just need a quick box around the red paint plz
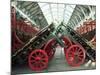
[28,49,48,71]
[65,45,85,67]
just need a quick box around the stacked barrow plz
[11,7,94,72]
[11,7,56,72]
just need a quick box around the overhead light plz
[38,16,42,20]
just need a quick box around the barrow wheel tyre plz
[62,36,72,53]
[43,38,56,60]
[28,49,48,71]
[65,45,86,67]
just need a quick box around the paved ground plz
[12,47,96,74]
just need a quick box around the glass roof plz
[38,3,76,26]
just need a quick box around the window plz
[38,3,76,26]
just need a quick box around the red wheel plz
[65,45,86,66]
[62,36,72,53]
[28,49,48,71]
[43,38,56,60]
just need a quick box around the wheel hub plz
[35,57,41,61]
